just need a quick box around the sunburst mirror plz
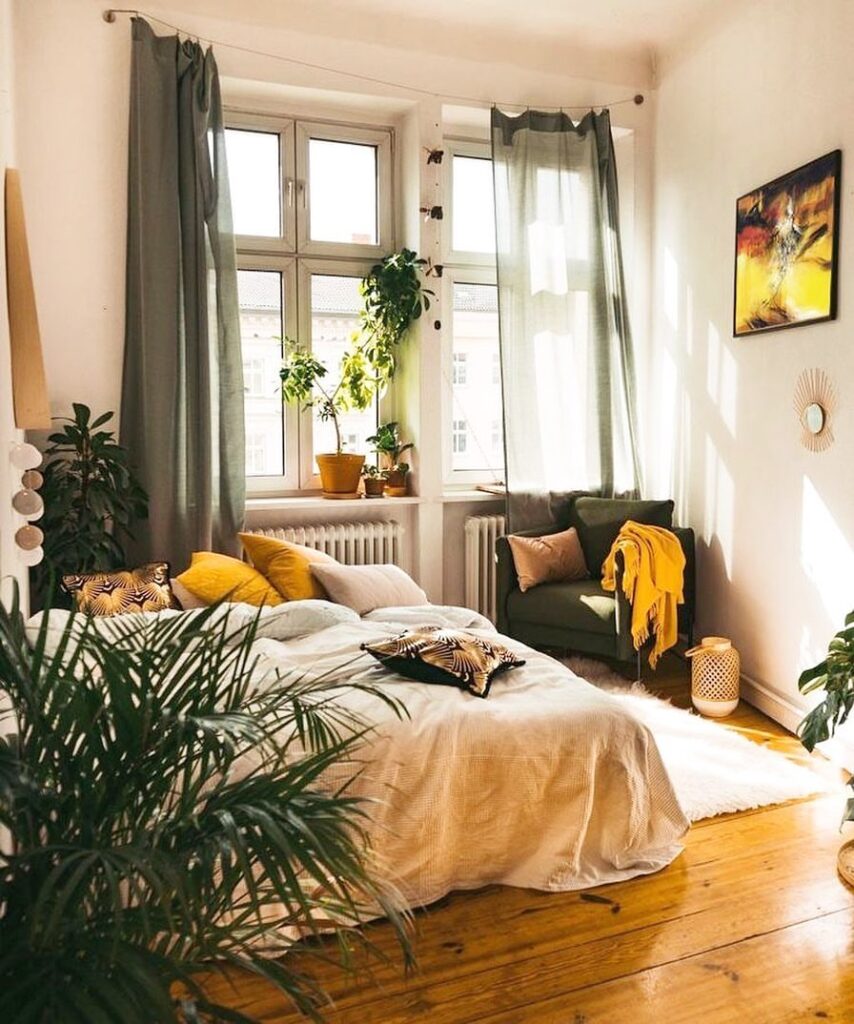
[794,368,836,452]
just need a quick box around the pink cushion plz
[507,527,589,593]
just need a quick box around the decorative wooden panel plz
[4,168,50,428]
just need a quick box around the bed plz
[245,601,688,908]
[28,600,688,916]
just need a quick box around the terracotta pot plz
[385,468,408,497]
[363,477,386,498]
[316,453,365,498]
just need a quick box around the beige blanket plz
[250,606,688,909]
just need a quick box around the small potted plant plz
[367,421,414,497]
[362,464,387,498]
[281,249,431,499]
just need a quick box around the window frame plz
[226,112,297,253]
[442,137,496,267]
[227,108,395,495]
[295,120,394,259]
[441,265,504,486]
[236,255,300,494]
[296,257,381,491]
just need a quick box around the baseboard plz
[741,671,854,773]
[739,672,805,735]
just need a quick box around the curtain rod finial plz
[103,9,117,22]
[634,94,644,105]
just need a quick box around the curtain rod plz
[102,9,645,111]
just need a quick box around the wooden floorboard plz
[201,654,853,1023]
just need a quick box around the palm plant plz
[0,589,411,1023]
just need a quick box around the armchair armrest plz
[495,522,564,634]
[673,526,696,643]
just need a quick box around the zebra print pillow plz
[61,562,180,618]
[361,627,525,697]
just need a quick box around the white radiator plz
[246,521,403,566]
[464,514,506,623]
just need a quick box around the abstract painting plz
[734,150,840,336]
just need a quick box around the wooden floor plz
[202,654,854,1023]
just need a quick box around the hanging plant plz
[281,250,432,462]
[357,248,434,386]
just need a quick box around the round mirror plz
[804,402,825,435]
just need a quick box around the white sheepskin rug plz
[565,656,832,821]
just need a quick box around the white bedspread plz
[249,604,688,907]
[28,601,687,911]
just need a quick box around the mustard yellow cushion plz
[239,532,337,602]
[176,552,282,607]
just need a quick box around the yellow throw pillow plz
[176,552,282,607]
[239,532,337,602]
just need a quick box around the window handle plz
[286,178,294,207]
[298,180,307,208]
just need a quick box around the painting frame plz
[733,149,841,338]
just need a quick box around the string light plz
[102,9,645,112]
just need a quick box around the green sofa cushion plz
[570,496,674,577]
[506,579,617,636]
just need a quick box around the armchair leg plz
[636,648,642,684]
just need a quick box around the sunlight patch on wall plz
[703,435,734,579]
[705,321,738,438]
[663,247,679,330]
[800,475,854,625]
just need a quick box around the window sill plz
[440,489,506,503]
[246,495,422,511]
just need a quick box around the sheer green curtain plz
[121,17,244,571]
[491,108,641,530]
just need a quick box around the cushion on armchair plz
[506,527,588,592]
[570,497,674,577]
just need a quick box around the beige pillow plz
[507,527,589,593]
[309,563,428,615]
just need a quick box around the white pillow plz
[309,563,428,615]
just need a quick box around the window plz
[452,420,468,454]
[443,139,504,485]
[447,280,503,476]
[227,113,393,492]
[452,352,467,385]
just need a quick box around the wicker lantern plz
[687,636,740,718]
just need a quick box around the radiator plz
[464,514,506,623]
[246,520,402,566]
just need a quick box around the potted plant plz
[33,403,148,607]
[0,588,411,1022]
[280,250,431,499]
[362,463,387,498]
[797,609,854,880]
[366,421,414,497]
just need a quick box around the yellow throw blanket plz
[601,521,686,668]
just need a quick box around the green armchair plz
[495,495,695,664]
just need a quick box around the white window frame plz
[441,266,504,486]
[442,137,496,267]
[296,120,394,259]
[227,108,395,495]
[226,112,297,253]
[236,255,300,494]
[297,257,380,490]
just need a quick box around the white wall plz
[650,0,854,736]
[0,0,26,604]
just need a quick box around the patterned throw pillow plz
[61,562,180,617]
[361,627,525,697]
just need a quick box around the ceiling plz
[158,0,742,80]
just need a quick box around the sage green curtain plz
[121,17,244,571]
[491,108,641,531]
